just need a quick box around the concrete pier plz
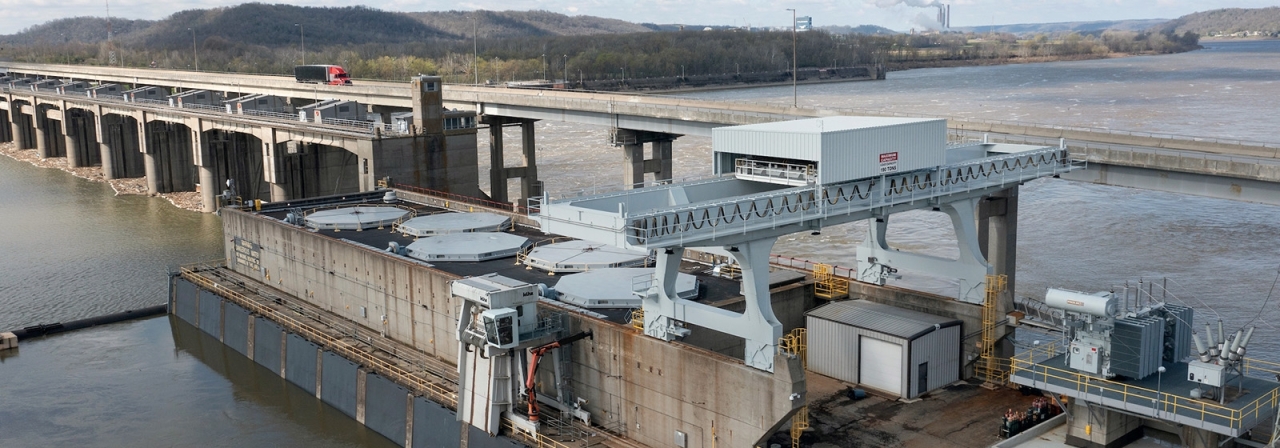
[484,115,540,205]
[615,129,677,188]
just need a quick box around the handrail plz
[1011,341,1280,431]
[1,85,406,137]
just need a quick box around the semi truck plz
[294,65,352,85]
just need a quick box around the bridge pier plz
[63,109,100,168]
[33,109,50,158]
[0,107,11,143]
[98,114,145,180]
[615,129,677,188]
[482,115,540,206]
[15,109,36,150]
[142,119,196,194]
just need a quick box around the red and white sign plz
[879,152,899,174]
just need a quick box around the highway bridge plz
[3,63,1279,206]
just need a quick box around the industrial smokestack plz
[947,5,951,28]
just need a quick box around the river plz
[1,40,1278,446]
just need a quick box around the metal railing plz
[177,264,459,408]
[734,158,816,185]
[1011,341,1280,432]
[2,85,405,137]
[621,148,1075,247]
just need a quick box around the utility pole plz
[188,27,198,71]
[563,55,568,87]
[786,8,797,107]
[294,23,305,65]
[472,16,479,84]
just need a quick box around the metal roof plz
[806,299,960,340]
[716,116,941,135]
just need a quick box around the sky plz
[0,0,1275,36]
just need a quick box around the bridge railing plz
[2,85,407,137]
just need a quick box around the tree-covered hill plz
[1158,7,1280,36]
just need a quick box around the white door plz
[859,337,903,396]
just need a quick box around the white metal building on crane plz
[534,116,1075,372]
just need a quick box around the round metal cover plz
[555,268,699,309]
[305,206,410,230]
[523,240,649,273]
[397,212,511,237]
[405,232,530,262]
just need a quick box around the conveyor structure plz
[533,116,1076,371]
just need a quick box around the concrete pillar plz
[33,113,49,159]
[139,117,159,195]
[98,115,117,179]
[488,118,507,204]
[653,138,674,183]
[143,152,159,195]
[519,120,540,201]
[622,143,644,189]
[0,109,11,143]
[978,187,1018,294]
[199,165,217,213]
[355,369,368,424]
[64,113,83,167]
[1065,403,1143,448]
[10,112,28,149]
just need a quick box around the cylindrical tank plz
[1045,288,1116,318]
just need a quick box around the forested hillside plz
[404,10,650,39]
[1159,7,1280,36]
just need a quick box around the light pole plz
[541,54,546,80]
[562,55,567,84]
[294,23,305,65]
[786,8,797,107]
[472,16,479,84]
[1155,366,1166,417]
[188,27,198,71]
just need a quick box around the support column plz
[856,197,993,303]
[0,108,11,143]
[97,113,117,179]
[270,182,289,202]
[488,117,508,204]
[622,143,644,189]
[138,114,159,195]
[1065,403,1143,448]
[33,112,49,159]
[519,120,541,201]
[199,165,217,212]
[653,138,674,183]
[63,112,83,167]
[11,111,28,149]
[978,187,1018,298]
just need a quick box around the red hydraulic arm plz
[524,330,593,423]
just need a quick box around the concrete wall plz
[172,275,523,447]
[370,133,480,198]
[220,207,806,447]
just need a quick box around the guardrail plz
[1011,341,1280,433]
[2,85,404,137]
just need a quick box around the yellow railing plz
[813,263,848,299]
[790,405,809,448]
[628,308,645,332]
[778,328,808,369]
[1011,341,1280,431]
[178,265,458,408]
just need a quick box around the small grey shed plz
[806,299,961,399]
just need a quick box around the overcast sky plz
[0,0,1274,36]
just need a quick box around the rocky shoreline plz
[0,142,206,212]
